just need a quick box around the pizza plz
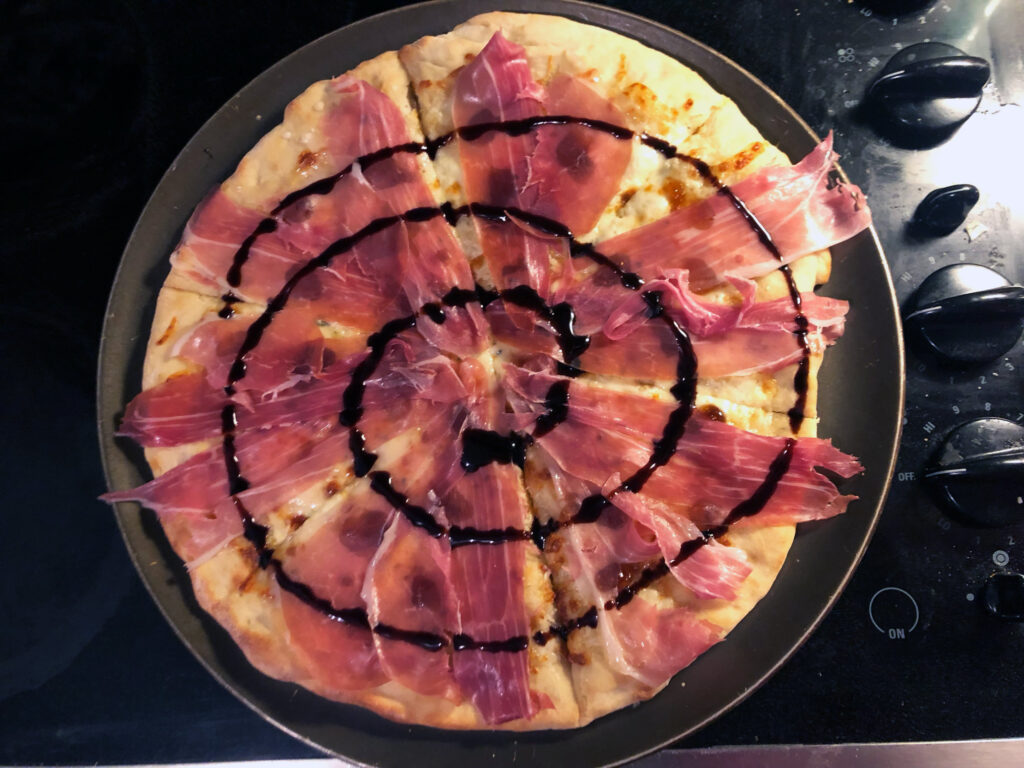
[102,12,871,730]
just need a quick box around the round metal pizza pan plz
[97,1,904,765]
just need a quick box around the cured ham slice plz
[453,34,631,324]
[606,491,751,601]
[278,588,388,693]
[565,270,849,379]
[119,356,364,448]
[597,134,870,290]
[358,333,469,479]
[364,514,459,699]
[526,75,632,235]
[171,76,419,304]
[117,372,225,447]
[274,481,395,694]
[444,466,536,724]
[286,229,410,332]
[644,419,862,528]
[277,482,392,611]
[101,426,324,563]
[177,301,333,395]
[527,406,750,602]
[453,33,549,296]
[427,357,537,725]
[604,596,721,688]
[399,223,490,356]
[169,189,304,302]
[506,366,861,528]
[558,523,720,689]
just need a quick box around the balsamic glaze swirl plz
[214,114,813,651]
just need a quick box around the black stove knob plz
[923,418,1024,527]
[910,184,980,236]
[983,573,1024,621]
[904,264,1024,364]
[867,42,990,146]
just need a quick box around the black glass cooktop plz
[2,0,1021,763]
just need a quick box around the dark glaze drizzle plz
[213,114,815,653]
[675,155,812,432]
[500,285,591,367]
[453,633,529,653]
[461,428,532,472]
[533,380,570,438]
[533,606,599,646]
[339,314,418,476]
[369,471,445,539]
[617,291,697,494]
[218,293,241,319]
[227,217,278,288]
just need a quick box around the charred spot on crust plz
[297,149,321,172]
[568,648,590,666]
[618,187,638,206]
[716,141,766,176]
[660,177,688,211]
[155,317,177,346]
[683,97,694,110]
[324,480,340,498]
[288,514,307,532]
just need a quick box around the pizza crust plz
[123,11,846,731]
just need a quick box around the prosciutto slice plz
[177,301,336,396]
[169,189,304,302]
[117,372,225,447]
[606,490,751,601]
[278,588,388,694]
[524,384,750,602]
[506,365,862,528]
[444,465,537,724]
[644,418,862,528]
[597,133,870,290]
[453,34,550,297]
[101,425,329,564]
[453,34,631,319]
[364,514,460,699]
[525,75,632,236]
[274,480,395,694]
[432,357,539,725]
[558,522,721,688]
[564,269,850,379]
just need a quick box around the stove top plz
[1,0,1021,763]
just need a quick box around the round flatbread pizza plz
[103,11,870,730]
